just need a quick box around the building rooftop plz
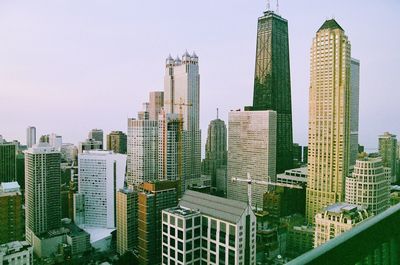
[79,226,114,244]
[0,182,20,193]
[25,142,59,154]
[164,206,200,217]
[0,241,31,255]
[324,203,363,214]
[318,19,343,32]
[179,190,249,224]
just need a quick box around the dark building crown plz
[318,19,343,32]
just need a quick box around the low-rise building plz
[0,241,33,265]
[314,203,370,247]
[162,190,256,265]
[346,156,391,215]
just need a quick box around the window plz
[187,218,193,229]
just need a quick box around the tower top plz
[318,19,344,32]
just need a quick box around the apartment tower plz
[306,19,351,223]
[25,143,61,244]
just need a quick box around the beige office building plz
[346,156,391,215]
[306,19,351,223]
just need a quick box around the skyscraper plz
[157,112,182,183]
[227,110,277,207]
[88,129,104,147]
[164,52,201,191]
[149,91,164,121]
[137,181,178,265]
[379,132,398,183]
[127,118,159,186]
[107,131,127,154]
[306,19,351,223]
[116,187,138,255]
[203,115,227,190]
[350,58,360,166]
[0,138,17,182]
[250,7,293,174]
[25,143,61,244]
[76,150,126,228]
[26,126,36,148]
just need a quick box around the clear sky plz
[0,0,399,152]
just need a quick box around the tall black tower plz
[251,9,293,173]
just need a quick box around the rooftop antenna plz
[217,108,219,119]
[266,0,270,11]
[276,0,280,14]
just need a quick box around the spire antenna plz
[217,108,219,119]
[276,0,280,14]
[266,0,271,10]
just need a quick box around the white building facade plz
[26,126,36,148]
[126,118,159,186]
[77,150,126,228]
[227,110,277,207]
[0,241,33,265]
[162,190,256,265]
[346,157,391,215]
[164,52,201,192]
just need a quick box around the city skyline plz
[1,1,399,151]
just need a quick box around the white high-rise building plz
[26,126,36,148]
[126,118,159,186]
[162,190,256,265]
[346,156,391,215]
[350,58,360,166]
[49,133,62,150]
[164,52,201,191]
[77,150,126,228]
[25,143,61,244]
[227,110,277,207]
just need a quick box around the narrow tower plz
[306,19,351,223]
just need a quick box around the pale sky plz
[0,0,399,152]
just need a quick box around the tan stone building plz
[314,203,369,247]
[306,19,352,223]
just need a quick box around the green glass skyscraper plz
[250,8,293,174]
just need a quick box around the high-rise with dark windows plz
[250,8,293,174]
